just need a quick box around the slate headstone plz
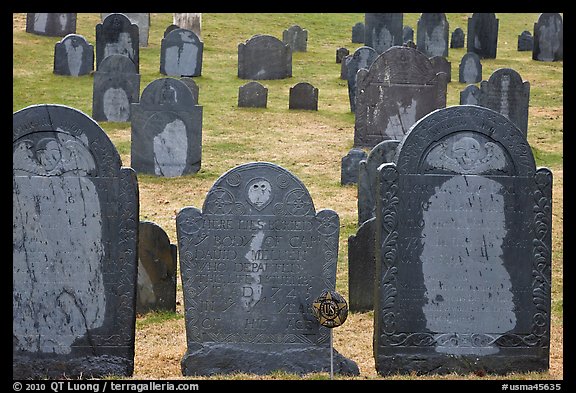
[173,13,202,39]
[517,31,534,51]
[450,27,465,48]
[101,13,150,47]
[402,26,414,43]
[238,81,268,108]
[53,34,94,77]
[130,78,203,177]
[459,84,481,105]
[13,104,139,379]
[26,13,76,37]
[429,56,451,83]
[92,54,141,122]
[289,82,318,111]
[176,161,360,376]
[283,25,308,52]
[351,22,365,43]
[96,13,139,73]
[180,77,200,105]
[336,47,349,64]
[364,13,404,54]
[345,46,378,112]
[532,13,563,62]
[164,24,180,38]
[459,52,482,84]
[373,105,552,375]
[238,35,292,80]
[340,147,368,186]
[160,28,204,77]
[416,13,449,57]
[466,13,499,59]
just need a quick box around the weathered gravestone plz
[238,35,292,80]
[176,161,360,376]
[478,68,530,137]
[137,221,177,314]
[13,104,139,379]
[160,28,204,77]
[180,77,200,105]
[450,27,465,48]
[26,13,76,37]
[518,31,534,51]
[416,13,449,58]
[53,34,94,77]
[164,24,180,37]
[532,13,563,62]
[96,13,139,73]
[354,46,448,147]
[459,52,482,83]
[351,22,365,43]
[345,46,378,113]
[238,81,268,108]
[289,82,318,111]
[340,147,368,186]
[364,13,404,54]
[283,25,308,52]
[131,78,203,177]
[173,13,202,40]
[373,105,552,375]
[459,84,481,105]
[466,13,499,59]
[101,13,150,47]
[430,56,451,83]
[403,26,414,43]
[336,47,349,64]
[92,54,141,122]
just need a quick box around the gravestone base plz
[181,343,360,376]
[13,354,133,379]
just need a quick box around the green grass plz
[135,310,184,329]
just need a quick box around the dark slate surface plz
[180,77,200,105]
[176,162,359,376]
[351,22,365,43]
[130,77,203,177]
[466,13,499,59]
[402,26,414,43]
[91,54,140,122]
[13,104,139,379]
[347,218,376,312]
[238,35,292,80]
[101,13,150,47]
[238,81,268,108]
[429,56,451,83]
[26,13,76,37]
[532,13,563,62]
[416,13,449,58]
[354,46,448,148]
[364,13,403,54]
[459,52,482,83]
[289,82,318,111]
[137,221,177,314]
[283,25,308,52]
[373,105,552,375]
[345,46,378,113]
[336,47,349,64]
[95,13,140,73]
[459,84,481,105]
[450,27,465,48]
[340,147,367,185]
[160,28,204,77]
[518,30,534,51]
[53,34,94,77]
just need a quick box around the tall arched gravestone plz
[96,13,139,73]
[238,35,292,80]
[13,104,139,379]
[364,13,403,54]
[373,105,552,375]
[160,28,204,77]
[416,13,449,58]
[532,13,563,62]
[466,13,499,59]
[176,162,359,376]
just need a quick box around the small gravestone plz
[238,81,268,108]
[131,78,203,177]
[345,46,378,112]
[416,13,449,57]
[137,221,177,314]
[518,31,534,51]
[467,13,499,59]
[101,13,150,47]
[176,161,360,376]
[429,56,451,83]
[450,27,465,48]
[53,34,94,77]
[180,77,200,105]
[26,13,76,37]
[289,82,318,111]
[92,54,141,122]
[336,47,349,64]
[403,26,414,43]
[283,25,308,52]
[364,13,404,54]
[351,22,365,43]
[354,46,447,148]
[160,28,204,77]
[478,68,530,137]
[96,13,139,72]
[373,105,552,375]
[340,147,368,185]
[238,35,292,80]
[459,52,482,83]
[164,24,180,37]
[340,53,350,80]
[459,84,481,105]
[13,104,139,379]
[532,13,563,62]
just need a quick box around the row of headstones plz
[13,103,552,378]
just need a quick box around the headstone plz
[173,13,202,39]
[101,13,150,47]
[176,161,360,376]
[450,27,465,48]
[466,13,499,59]
[345,46,378,112]
[354,46,448,148]
[160,28,204,77]
[351,22,365,43]
[96,13,139,73]
[180,77,200,105]
[373,105,552,375]
[364,13,404,54]
[336,47,349,64]
[429,56,451,83]
[478,68,530,137]
[13,104,139,379]
[238,35,292,80]
[459,84,481,105]
[416,13,449,58]
[130,78,203,177]
[53,34,94,77]
[92,54,141,122]
[340,147,368,185]
[459,52,482,84]
[340,53,350,80]
[532,13,563,62]
[26,13,76,37]
[238,81,268,108]
[403,26,414,43]
[283,25,308,52]
[137,221,177,314]
[164,24,180,37]
[289,82,318,111]
[517,30,534,51]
